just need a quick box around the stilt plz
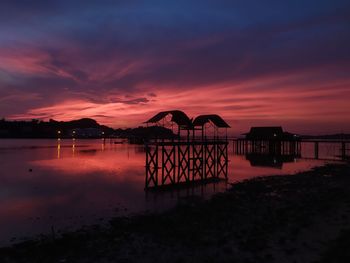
[145,141,228,189]
[315,142,319,159]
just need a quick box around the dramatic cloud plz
[0,0,349,134]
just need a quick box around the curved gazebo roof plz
[145,110,230,134]
[145,110,193,128]
[193,114,230,128]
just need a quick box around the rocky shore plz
[1,162,350,263]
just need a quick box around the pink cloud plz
[8,68,350,135]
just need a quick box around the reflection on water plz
[0,139,332,246]
[245,154,298,169]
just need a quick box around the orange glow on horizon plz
[6,70,350,135]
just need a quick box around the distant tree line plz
[0,118,175,140]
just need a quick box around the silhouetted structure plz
[145,111,230,141]
[234,126,301,156]
[145,110,229,188]
[146,110,192,129]
[301,140,349,161]
[244,126,298,141]
[192,114,230,140]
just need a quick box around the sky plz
[0,0,349,135]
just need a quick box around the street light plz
[57,130,61,141]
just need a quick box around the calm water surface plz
[0,139,334,246]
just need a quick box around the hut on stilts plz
[144,110,230,189]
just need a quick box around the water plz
[0,139,337,246]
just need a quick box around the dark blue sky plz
[0,0,349,133]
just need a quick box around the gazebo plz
[145,110,192,138]
[145,110,230,141]
[144,110,230,188]
[192,114,230,140]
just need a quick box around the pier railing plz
[232,139,349,161]
[233,139,301,156]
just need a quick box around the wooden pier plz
[233,139,301,156]
[232,139,349,161]
[144,110,231,189]
[145,140,228,188]
[301,140,349,161]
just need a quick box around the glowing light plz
[57,142,61,159]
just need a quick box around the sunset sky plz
[0,0,349,135]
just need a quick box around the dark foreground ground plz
[1,162,350,263]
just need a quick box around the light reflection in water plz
[101,139,105,151]
[57,140,61,159]
[0,139,334,246]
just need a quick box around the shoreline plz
[1,162,350,262]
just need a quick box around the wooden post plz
[315,142,319,159]
[225,142,228,179]
[341,142,346,160]
[187,143,190,182]
[202,143,205,179]
[155,144,158,186]
[173,145,176,183]
[145,145,149,188]
[214,143,217,178]
[161,145,165,185]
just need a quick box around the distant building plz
[243,126,299,141]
